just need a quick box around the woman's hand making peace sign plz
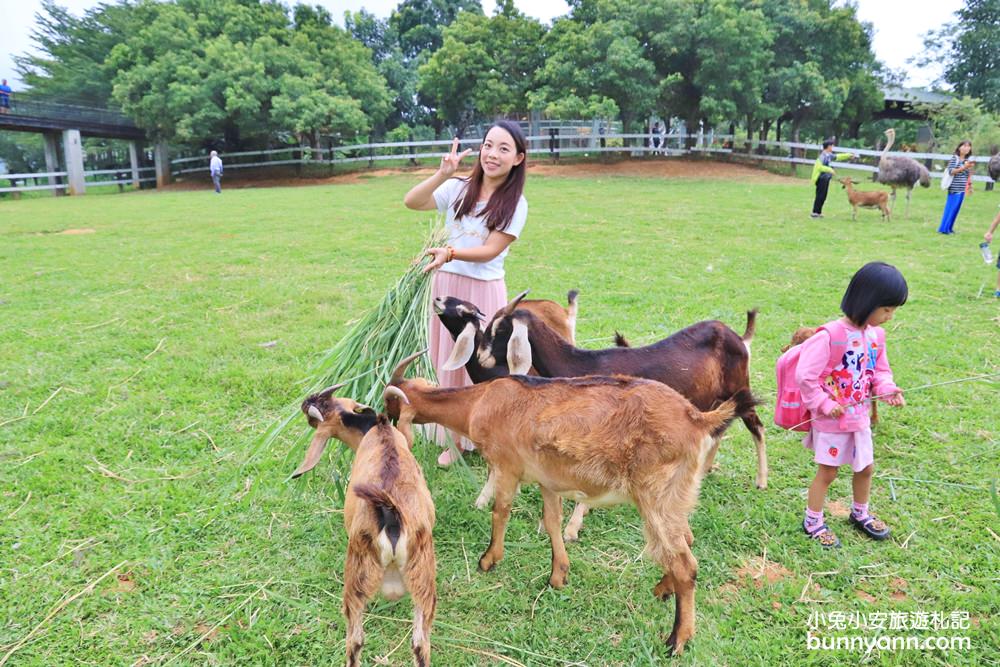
[438,137,472,178]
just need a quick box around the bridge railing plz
[2,93,137,129]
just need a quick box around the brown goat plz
[383,351,759,657]
[840,177,891,221]
[470,293,767,488]
[295,387,436,667]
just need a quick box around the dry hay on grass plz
[164,158,791,191]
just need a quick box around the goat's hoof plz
[478,554,497,572]
[563,529,580,543]
[654,581,674,601]
[756,478,768,490]
[665,631,688,657]
[474,496,490,510]
[549,563,569,589]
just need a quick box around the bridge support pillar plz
[43,131,65,196]
[128,140,141,188]
[61,128,86,195]
[154,142,171,188]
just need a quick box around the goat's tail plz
[566,289,580,342]
[613,331,631,347]
[700,389,761,439]
[741,309,758,349]
[353,484,404,550]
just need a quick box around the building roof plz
[882,86,952,105]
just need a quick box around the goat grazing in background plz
[840,178,890,221]
[295,386,436,667]
[383,351,759,656]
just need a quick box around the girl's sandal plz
[803,521,841,549]
[849,513,891,540]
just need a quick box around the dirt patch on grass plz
[528,158,791,182]
[60,228,96,235]
[826,500,852,518]
[163,158,790,191]
[734,556,794,588]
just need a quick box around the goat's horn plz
[501,290,530,316]
[382,385,411,405]
[390,349,427,384]
[318,381,346,395]
[307,406,324,421]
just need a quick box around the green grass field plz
[1,161,997,666]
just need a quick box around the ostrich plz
[876,128,931,217]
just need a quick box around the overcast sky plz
[0,0,963,92]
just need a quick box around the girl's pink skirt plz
[803,427,874,472]
[426,270,508,449]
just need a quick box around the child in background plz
[811,138,854,219]
[985,209,1000,298]
[797,262,908,548]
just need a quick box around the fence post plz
[409,133,417,166]
[128,140,140,188]
[328,138,335,175]
[369,142,375,169]
[549,128,559,160]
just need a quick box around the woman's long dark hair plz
[953,140,973,158]
[453,120,527,232]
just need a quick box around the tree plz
[920,0,1000,112]
[530,16,655,129]
[106,0,389,148]
[417,3,545,132]
[15,0,153,106]
[390,0,484,61]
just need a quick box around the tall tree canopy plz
[106,0,389,148]
[921,0,1000,112]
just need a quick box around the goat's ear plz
[442,322,477,371]
[507,319,532,375]
[291,431,330,478]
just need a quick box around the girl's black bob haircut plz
[840,261,908,326]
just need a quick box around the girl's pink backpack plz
[774,323,846,431]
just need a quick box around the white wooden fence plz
[170,134,996,184]
[0,166,157,194]
[4,133,994,195]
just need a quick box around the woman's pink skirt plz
[426,270,508,449]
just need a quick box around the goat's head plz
[382,349,433,424]
[433,296,486,371]
[781,326,818,353]
[292,383,378,478]
[477,290,533,375]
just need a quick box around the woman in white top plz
[404,121,528,465]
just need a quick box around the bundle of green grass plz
[260,223,446,486]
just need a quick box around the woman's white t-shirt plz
[433,177,527,281]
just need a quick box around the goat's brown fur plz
[840,177,891,221]
[295,393,436,667]
[384,352,758,657]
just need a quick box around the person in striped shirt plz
[938,140,973,234]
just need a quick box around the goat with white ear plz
[295,387,436,667]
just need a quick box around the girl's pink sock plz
[852,501,869,519]
[804,507,824,532]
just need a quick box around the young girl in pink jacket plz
[796,262,908,548]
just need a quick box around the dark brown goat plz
[469,293,768,491]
